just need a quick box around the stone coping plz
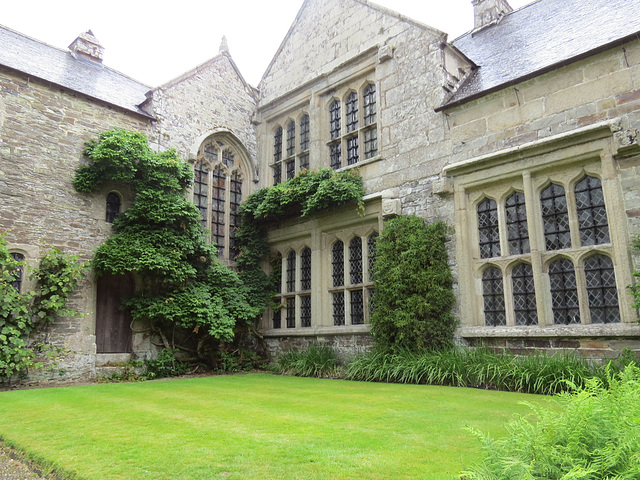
[263,324,371,337]
[458,323,640,338]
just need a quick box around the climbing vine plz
[0,236,86,380]
[369,216,456,353]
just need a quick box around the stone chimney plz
[472,0,513,32]
[68,30,104,64]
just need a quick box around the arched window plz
[346,92,358,133]
[549,258,580,325]
[286,250,296,293]
[273,127,283,185]
[584,254,619,323]
[478,198,500,258]
[300,247,311,291]
[506,191,529,255]
[332,240,344,287]
[575,175,610,246]
[349,237,363,284]
[482,266,506,326]
[541,183,571,251]
[367,232,378,281]
[10,252,25,292]
[105,192,121,223]
[512,263,537,326]
[193,137,246,262]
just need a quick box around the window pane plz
[368,232,378,281]
[346,92,358,133]
[482,267,506,326]
[512,263,537,326]
[212,166,226,258]
[575,176,610,246]
[10,252,25,293]
[273,163,282,185]
[300,114,310,152]
[364,128,377,159]
[203,143,217,163]
[273,127,283,162]
[332,241,344,287]
[299,153,309,172]
[541,183,571,250]
[506,191,530,255]
[286,121,295,157]
[286,159,295,180]
[193,162,209,229]
[286,250,296,293]
[300,295,311,328]
[351,290,364,325]
[478,198,500,258]
[347,136,359,165]
[330,143,342,170]
[222,149,234,168]
[286,297,295,328]
[349,237,363,284]
[301,247,311,291]
[584,254,620,323]
[229,171,242,260]
[106,192,122,224]
[272,309,281,329]
[330,100,341,139]
[363,84,376,125]
[333,292,345,326]
[549,258,580,325]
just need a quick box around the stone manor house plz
[2,0,640,380]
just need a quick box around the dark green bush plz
[273,344,340,378]
[462,364,640,479]
[369,216,456,353]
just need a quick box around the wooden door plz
[96,274,134,353]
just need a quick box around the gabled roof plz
[442,0,640,109]
[0,25,152,118]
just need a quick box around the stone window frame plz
[325,79,379,171]
[191,136,248,263]
[271,112,311,185]
[272,245,313,330]
[469,165,623,328]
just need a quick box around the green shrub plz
[273,344,340,378]
[369,217,456,353]
[462,364,640,479]
[144,349,190,379]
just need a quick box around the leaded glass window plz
[351,290,364,325]
[482,267,506,326]
[301,247,311,291]
[575,176,610,246]
[541,183,571,251]
[330,143,342,170]
[330,100,341,139]
[106,192,121,224]
[286,250,296,293]
[286,297,295,328]
[332,241,344,287]
[286,121,295,158]
[204,143,217,163]
[273,309,281,329]
[549,258,580,325]
[346,92,358,133]
[212,166,226,258]
[363,84,376,125]
[347,136,359,166]
[10,252,25,293]
[300,295,311,328]
[222,149,234,168]
[274,127,283,162]
[364,128,377,159]
[478,198,500,258]
[299,154,309,171]
[229,171,242,260]
[333,292,345,326]
[300,114,310,152]
[512,263,537,326]
[506,191,529,255]
[286,160,295,180]
[193,163,208,229]
[584,254,620,323]
[349,237,363,284]
[273,163,281,185]
[368,232,378,281]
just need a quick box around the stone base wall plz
[263,329,373,363]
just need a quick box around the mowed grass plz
[0,373,546,480]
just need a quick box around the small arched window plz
[575,175,610,246]
[541,183,571,251]
[10,252,25,293]
[106,192,121,223]
[482,266,505,326]
[512,263,537,326]
[477,198,500,258]
[549,258,580,325]
[584,254,619,323]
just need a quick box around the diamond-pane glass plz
[478,198,500,258]
[368,232,378,282]
[549,258,580,325]
[286,297,295,328]
[584,254,620,324]
[346,92,358,133]
[333,292,345,326]
[300,115,310,151]
[575,176,610,246]
[482,267,506,326]
[300,295,311,328]
[363,84,376,125]
[332,241,344,287]
[286,250,296,293]
[330,100,341,139]
[512,263,538,325]
[349,237,363,285]
[351,290,364,325]
[229,171,242,260]
[212,166,226,258]
[301,247,311,291]
[506,192,530,255]
[541,183,571,250]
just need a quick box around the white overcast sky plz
[2,0,531,87]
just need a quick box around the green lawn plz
[0,373,546,480]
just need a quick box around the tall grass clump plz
[462,364,640,479]
[345,348,622,395]
[273,344,339,378]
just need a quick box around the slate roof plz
[443,0,640,109]
[0,25,152,117]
